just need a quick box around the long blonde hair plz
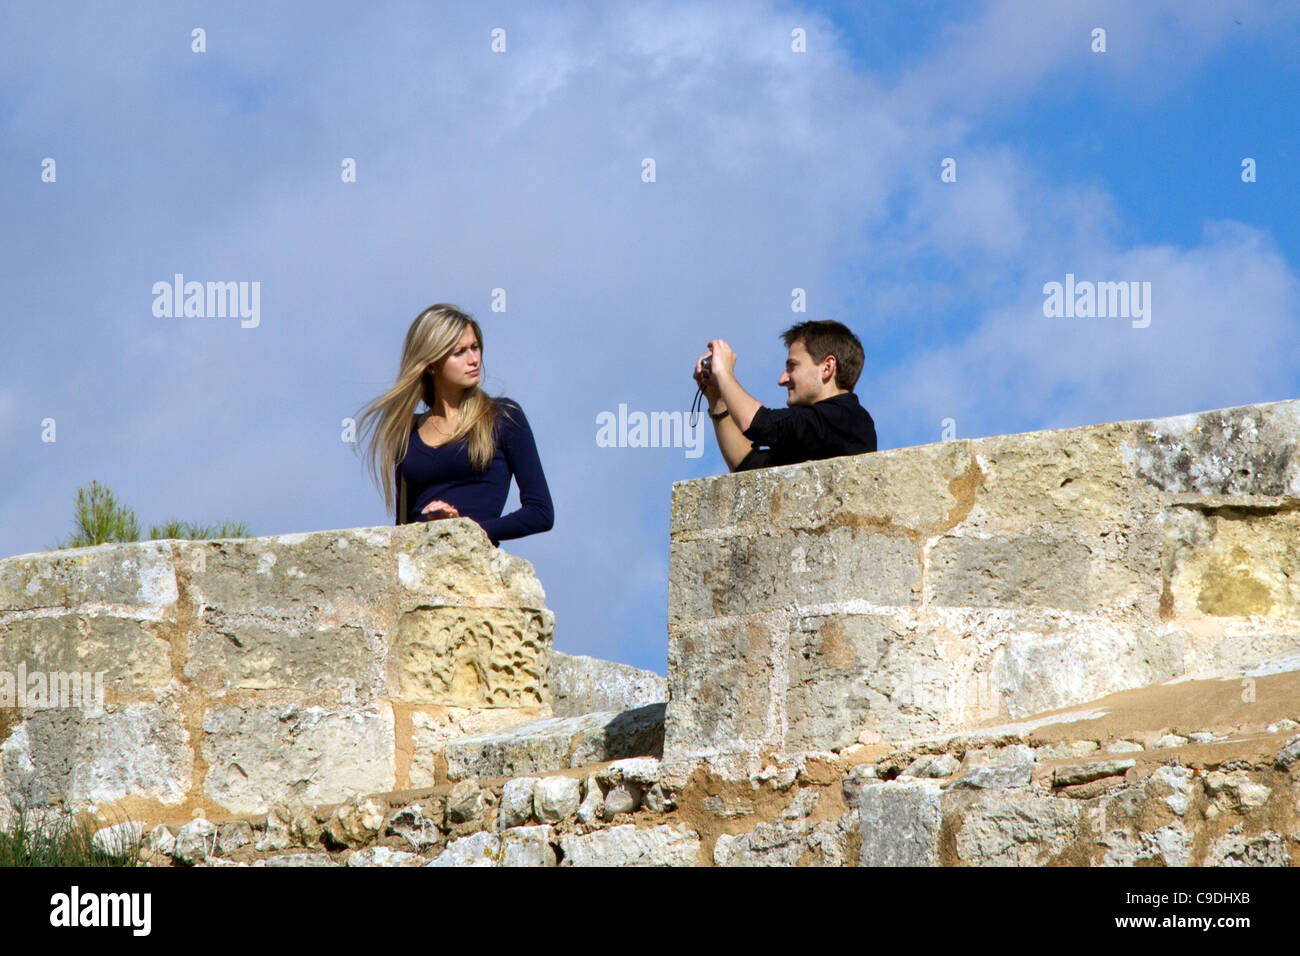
[356,304,509,517]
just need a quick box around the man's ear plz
[822,355,837,384]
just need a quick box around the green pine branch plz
[52,480,251,550]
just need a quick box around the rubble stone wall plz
[105,669,1300,868]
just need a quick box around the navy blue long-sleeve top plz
[394,398,554,545]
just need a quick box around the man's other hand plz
[705,339,738,380]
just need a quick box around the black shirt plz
[735,392,877,471]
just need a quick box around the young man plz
[694,320,877,472]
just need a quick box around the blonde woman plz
[356,304,553,545]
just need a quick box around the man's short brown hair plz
[781,320,865,391]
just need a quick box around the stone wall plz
[88,656,1300,867]
[549,652,666,717]
[0,521,554,824]
[665,399,1300,775]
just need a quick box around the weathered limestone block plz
[1203,771,1272,814]
[446,780,490,824]
[174,817,218,865]
[1107,740,1145,754]
[1277,734,1300,771]
[665,616,779,756]
[217,821,253,854]
[786,613,948,749]
[264,804,324,849]
[202,705,395,813]
[971,422,1139,529]
[602,782,641,819]
[421,826,558,867]
[671,438,973,538]
[986,616,1188,720]
[325,797,386,848]
[1164,506,1300,619]
[255,809,291,852]
[1183,629,1300,683]
[498,777,539,829]
[427,831,501,867]
[389,607,550,708]
[1088,767,1197,864]
[185,531,391,620]
[1052,759,1135,788]
[396,521,550,609]
[903,753,961,778]
[559,824,700,867]
[601,757,662,787]
[186,618,383,703]
[1034,740,1099,761]
[950,793,1083,866]
[347,846,425,867]
[0,614,172,698]
[858,782,942,867]
[669,527,919,622]
[92,820,143,857]
[1,704,191,807]
[577,775,603,824]
[1099,824,1191,867]
[387,803,442,849]
[548,652,666,718]
[533,776,581,823]
[927,533,1095,611]
[501,825,557,867]
[444,705,664,781]
[1204,827,1291,867]
[1127,402,1300,497]
[0,539,178,612]
[949,764,1033,790]
[715,813,856,867]
[147,824,176,857]
[957,744,1035,770]
[1149,765,1196,817]
[407,706,545,788]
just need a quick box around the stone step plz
[444,704,665,781]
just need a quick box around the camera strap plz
[689,381,707,428]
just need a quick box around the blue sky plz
[2,1,1297,674]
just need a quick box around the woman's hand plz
[421,500,460,520]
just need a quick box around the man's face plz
[777,339,826,406]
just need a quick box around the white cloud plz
[872,219,1300,439]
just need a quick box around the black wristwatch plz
[709,408,729,422]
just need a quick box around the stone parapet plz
[0,520,553,823]
[665,398,1300,771]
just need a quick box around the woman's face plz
[430,324,481,393]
